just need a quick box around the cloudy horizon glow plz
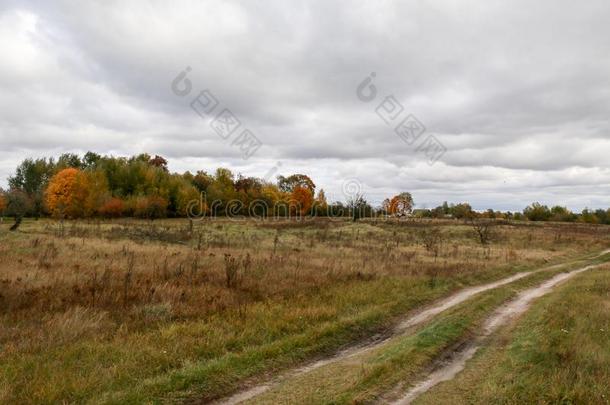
[1,0,610,211]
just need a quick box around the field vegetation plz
[1,217,609,403]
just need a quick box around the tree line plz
[412,201,610,224]
[0,152,608,228]
[0,153,330,223]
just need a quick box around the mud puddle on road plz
[392,264,600,405]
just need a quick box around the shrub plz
[99,198,125,218]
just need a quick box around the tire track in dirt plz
[215,252,610,405]
[391,262,604,405]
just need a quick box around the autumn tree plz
[84,169,110,215]
[190,170,214,192]
[45,168,81,218]
[316,189,328,206]
[277,174,315,194]
[149,155,169,172]
[204,168,237,215]
[313,188,328,216]
[261,182,283,216]
[165,174,200,217]
[0,190,6,216]
[388,192,414,216]
[6,152,341,220]
[45,168,108,218]
[291,186,314,216]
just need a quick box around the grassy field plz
[0,217,609,403]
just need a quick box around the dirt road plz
[216,251,610,404]
[392,263,601,404]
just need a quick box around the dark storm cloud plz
[1,0,609,210]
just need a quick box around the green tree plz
[189,170,214,193]
[523,202,551,221]
[450,203,473,219]
[580,208,599,224]
[550,206,576,222]
[8,158,56,217]
[83,151,102,168]
[5,189,33,230]
[57,153,83,170]
[594,209,609,224]
[277,174,315,194]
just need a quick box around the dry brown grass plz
[1,218,606,341]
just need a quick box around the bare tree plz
[470,218,495,245]
[347,193,370,222]
[419,227,443,257]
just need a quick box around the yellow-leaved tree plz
[45,168,108,218]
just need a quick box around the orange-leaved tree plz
[45,168,107,218]
[389,192,414,216]
[0,191,6,215]
[291,186,313,215]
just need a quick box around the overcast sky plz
[1,0,610,210]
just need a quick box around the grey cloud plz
[1,0,610,210]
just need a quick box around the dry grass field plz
[1,218,609,403]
